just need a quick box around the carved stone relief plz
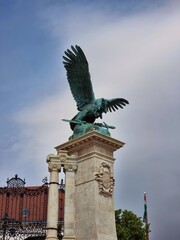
[64,163,78,172]
[95,162,115,197]
[46,154,61,172]
[46,151,77,173]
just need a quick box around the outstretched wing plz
[63,45,95,110]
[106,98,129,112]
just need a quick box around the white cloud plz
[12,92,76,183]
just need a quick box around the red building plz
[0,175,65,240]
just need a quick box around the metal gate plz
[0,175,64,240]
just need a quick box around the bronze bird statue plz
[63,45,129,139]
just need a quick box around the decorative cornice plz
[55,131,125,153]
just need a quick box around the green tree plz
[115,209,146,240]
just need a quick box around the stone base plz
[56,131,125,240]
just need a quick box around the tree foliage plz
[115,209,146,240]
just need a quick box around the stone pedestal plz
[56,131,124,240]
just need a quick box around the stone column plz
[46,154,61,240]
[56,131,125,240]
[62,158,78,240]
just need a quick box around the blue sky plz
[0,1,180,239]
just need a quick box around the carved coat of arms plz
[95,162,115,197]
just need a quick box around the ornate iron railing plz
[0,175,64,240]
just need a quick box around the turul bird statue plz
[62,45,129,139]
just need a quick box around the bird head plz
[96,98,108,113]
[93,98,108,119]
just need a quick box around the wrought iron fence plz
[0,175,64,240]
